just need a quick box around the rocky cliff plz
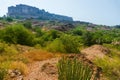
[7,4,73,21]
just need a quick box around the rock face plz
[7,4,73,21]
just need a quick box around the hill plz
[7,4,73,21]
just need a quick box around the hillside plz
[0,11,120,80]
[7,4,73,21]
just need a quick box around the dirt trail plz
[24,58,59,80]
[23,45,108,80]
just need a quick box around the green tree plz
[6,17,13,22]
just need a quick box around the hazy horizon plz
[0,0,119,26]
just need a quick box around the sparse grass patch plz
[0,42,18,56]
[58,57,96,80]
[94,56,120,80]
[0,61,11,69]
[103,44,120,52]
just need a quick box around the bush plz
[0,42,18,55]
[0,17,3,20]
[94,55,120,80]
[23,21,32,29]
[0,61,11,80]
[5,17,13,22]
[92,31,104,44]
[49,30,60,40]
[58,57,94,80]
[41,30,61,41]
[1,24,34,46]
[60,34,80,53]
[46,38,66,53]
[72,29,82,36]
[34,37,45,47]
[35,28,44,37]
[82,31,94,46]
[34,30,61,47]
[0,68,7,80]
[46,34,80,53]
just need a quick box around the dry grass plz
[9,61,29,75]
[23,49,55,62]
[0,55,4,62]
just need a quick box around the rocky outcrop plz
[7,69,24,80]
[81,45,110,60]
[7,4,73,21]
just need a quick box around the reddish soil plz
[24,58,59,80]
[81,45,110,60]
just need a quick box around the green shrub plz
[49,30,60,40]
[46,34,80,53]
[34,37,49,47]
[0,68,7,80]
[0,42,18,55]
[0,61,11,80]
[34,30,62,47]
[0,43,5,53]
[58,57,94,80]
[72,29,82,36]
[0,17,3,20]
[46,38,66,53]
[35,28,44,37]
[82,31,94,46]
[92,31,104,44]
[41,30,61,41]
[94,56,120,80]
[23,21,32,29]
[1,24,34,46]
[5,17,13,22]
[60,34,80,53]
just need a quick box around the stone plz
[8,69,22,78]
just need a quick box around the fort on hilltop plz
[7,4,73,21]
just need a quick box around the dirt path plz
[24,58,59,80]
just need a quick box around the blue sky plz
[0,0,119,25]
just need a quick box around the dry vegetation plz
[0,18,120,80]
[23,49,55,62]
[9,61,29,75]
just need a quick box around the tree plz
[6,17,13,22]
